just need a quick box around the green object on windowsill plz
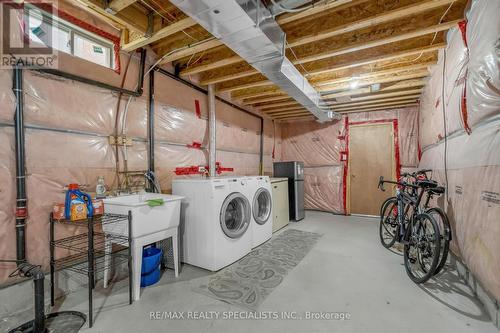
[146,198,164,207]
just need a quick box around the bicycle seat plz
[416,179,438,189]
[428,186,445,195]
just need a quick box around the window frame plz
[26,4,115,69]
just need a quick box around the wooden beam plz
[122,18,197,51]
[200,69,257,85]
[287,0,457,48]
[202,43,443,86]
[314,62,434,87]
[181,56,241,76]
[265,109,308,116]
[217,80,274,93]
[325,88,423,104]
[242,94,290,105]
[233,87,284,100]
[334,100,419,112]
[108,0,137,13]
[294,20,460,64]
[317,70,429,92]
[259,100,300,110]
[275,114,314,120]
[332,95,421,108]
[307,43,445,76]
[338,103,419,114]
[263,106,306,113]
[277,0,359,25]
[321,79,425,99]
[76,0,147,33]
[158,39,224,64]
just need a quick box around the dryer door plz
[220,192,251,239]
[253,187,272,225]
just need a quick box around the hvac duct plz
[170,0,336,122]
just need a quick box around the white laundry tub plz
[102,193,184,238]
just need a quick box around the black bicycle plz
[378,176,442,283]
[379,170,451,276]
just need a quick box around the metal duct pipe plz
[208,84,217,177]
[170,0,336,122]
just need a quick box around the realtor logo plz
[1,1,58,68]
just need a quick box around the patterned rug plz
[193,229,322,311]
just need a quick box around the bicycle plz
[379,169,451,274]
[378,176,442,283]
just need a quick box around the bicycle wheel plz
[427,207,451,275]
[403,213,441,284]
[379,197,398,248]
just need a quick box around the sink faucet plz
[144,171,161,193]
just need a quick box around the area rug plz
[193,229,322,311]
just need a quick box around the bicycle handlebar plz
[378,176,420,192]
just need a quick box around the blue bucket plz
[141,267,161,287]
[141,247,162,275]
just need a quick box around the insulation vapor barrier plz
[281,107,419,214]
[418,0,500,301]
[0,67,279,285]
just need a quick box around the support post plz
[208,84,216,177]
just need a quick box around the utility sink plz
[102,193,184,238]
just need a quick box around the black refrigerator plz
[273,161,305,221]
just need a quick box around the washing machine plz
[246,176,273,248]
[172,177,252,271]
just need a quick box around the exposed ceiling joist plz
[321,79,426,99]
[242,94,290,105]
[287,0,456,48]
[262,106,306,113]
[217,80,274,93]
[275,114,314,120]
[326,88,423,104]
[306,42,445,76]
[265,109,309,116]
[122,18,197,51]
[332,94,421,108]
[159,39,224,64]
[107,0,137,13]
[317,70,429,92]
[314,61,434,87]
[335,99,419,112]
[259,100,300,110]
[76,0,147,33]
[294,20,460,64]
[338,103,419,114]
[181,56,241,77]
[277,0,359,25]
[202,43,442,87]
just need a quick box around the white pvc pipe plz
[208,84,216,177]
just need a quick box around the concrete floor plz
[5,211,497,332]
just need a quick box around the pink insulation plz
[418,0,500,300]
[0,61,279,284]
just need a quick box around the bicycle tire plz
[426,207,451,275]
[379,197,398,248]
[403,213,441,284]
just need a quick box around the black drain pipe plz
[13,65,47,333]
[147,68,155,191]
[13,65,27,263]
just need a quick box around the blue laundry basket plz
[141,247,162,287]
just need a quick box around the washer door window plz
[220,192,251,239]
[253,188,272,225]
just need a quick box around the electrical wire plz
[379,1,456,69]
[141,0,199,42]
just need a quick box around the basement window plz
[27,5,115,69]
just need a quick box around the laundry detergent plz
[64,183,94,221]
